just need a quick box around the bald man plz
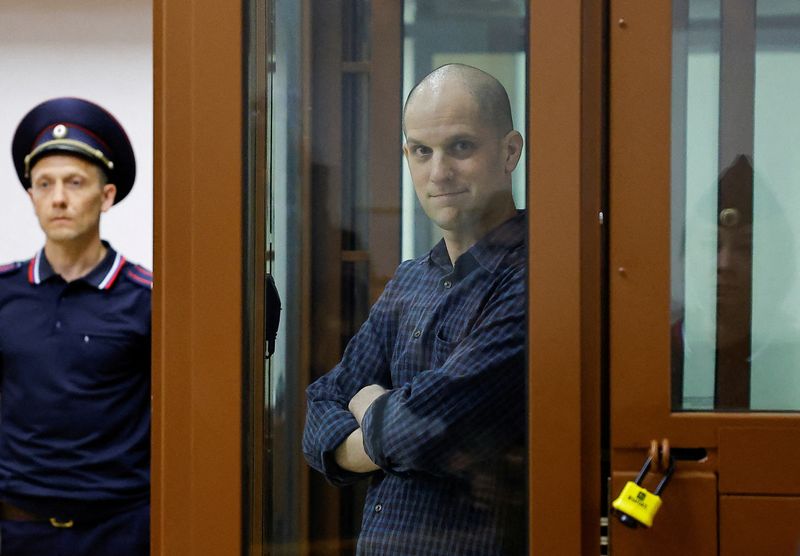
[303,65,527,555]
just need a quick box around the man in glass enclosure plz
[0,98,151,555]
[304,64,527,555]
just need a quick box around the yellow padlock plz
[612,481,663,527]
[612,455,674,528]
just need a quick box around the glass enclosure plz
[671,0,800,411]
[246,0,529,552]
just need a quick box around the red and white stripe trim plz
[28,250,43,284]
[98,253,126,290]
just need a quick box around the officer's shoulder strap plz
[0,261,24,277]
[122,261,153,289]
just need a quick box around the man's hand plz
[348,384,388,425]
[334,428,380,473]
[334,385,388,474]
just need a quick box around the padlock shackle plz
[633,456,653,485]
[653,456,676,496]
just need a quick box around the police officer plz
[0,98,151,555]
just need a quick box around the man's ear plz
[101,184,117,212]
[502,131,524,174]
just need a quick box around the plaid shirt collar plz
[427,210,526,274]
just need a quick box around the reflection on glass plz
[252,0,528,553]
[671,0,800,411]
[270,0,306,548]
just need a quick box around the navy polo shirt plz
[0,243,151,518]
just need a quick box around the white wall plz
[0,0,153,268]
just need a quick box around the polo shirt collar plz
[28,241,126,290]
[427,210,526,273]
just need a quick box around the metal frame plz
[609,0,800,552]
[152,0,608,553]
[528,1,606,554]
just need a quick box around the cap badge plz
[53,124,68,139]
[719,207,740,228]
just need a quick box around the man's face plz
[717,224,752,310]
[28,154,116,244]
[403,85,522,237]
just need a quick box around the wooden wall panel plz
[719,427,800,495]
[720,496,800,556]
[152,0,243,553]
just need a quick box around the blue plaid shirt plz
[303,212,527,555]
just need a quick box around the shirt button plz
[55,321,62,329]
[83,336,90,343]
[443,280,452,289]
[374,504,382,513]
[412,329,421,338]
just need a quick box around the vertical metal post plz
[715,0,756,409]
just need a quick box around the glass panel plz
[265,0,307,548]
[343,0,371,62]
[248,0,529,553]
[244,0,307,550]
[671,0,800,411]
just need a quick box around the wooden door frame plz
[608,0,800,553]
[152,0,244,554]
[528,1,606,555]
[609,0,800,448]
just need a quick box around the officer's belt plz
[0,501,74,528]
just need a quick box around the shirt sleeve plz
[301,271,401,486]
[360,264,526,479]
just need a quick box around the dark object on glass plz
[265,273,281,358]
